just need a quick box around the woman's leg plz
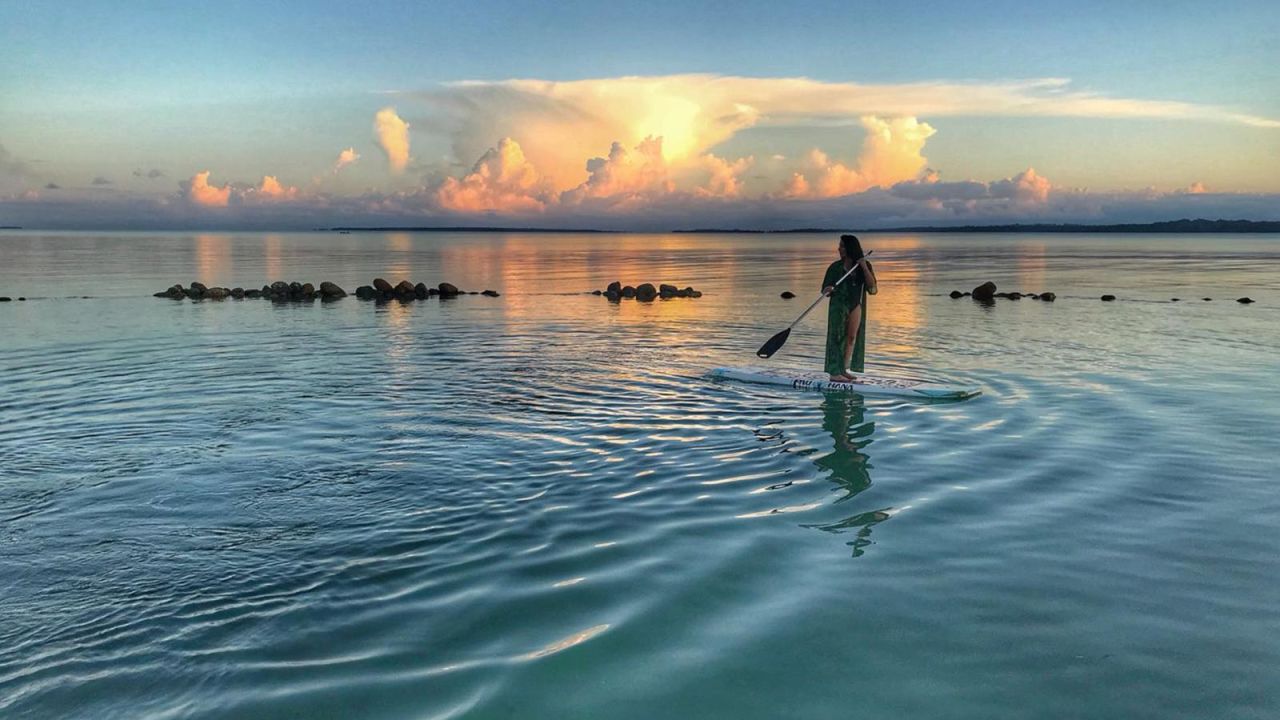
[843,305,861,374]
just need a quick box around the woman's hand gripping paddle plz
[755,251,871,359]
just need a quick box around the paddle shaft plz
[785,251,871,331]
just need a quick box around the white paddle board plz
[709,366,981,400]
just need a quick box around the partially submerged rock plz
[482,290,500,297]
[635,283,657,302]
[782,291,796,299]
[1237,297,1255,304]
[1101,294,1116,301]
[971,281,997,302]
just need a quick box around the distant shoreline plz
[671,219,1280,234]
[325,219,1280,234]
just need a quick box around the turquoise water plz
[1,231,1278,719]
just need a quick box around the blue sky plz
[1,0,1277,228]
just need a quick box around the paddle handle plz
[787,251,871,330]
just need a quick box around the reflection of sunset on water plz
[1016,242,1048,291]
[263,234,283,282]
[194,234,232,284]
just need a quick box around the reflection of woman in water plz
[822,234,878,381]
[807,396,892,556]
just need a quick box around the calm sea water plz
[1,231,1278,719]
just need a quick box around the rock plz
[428,287,440,297]
[300,282,315,296]
[184,287,203,299]
[591,290,603,295]
[245,289,262,298]
[231,287,245,299]
[622,285,636,298]
[994,292,1010,299]
[683,287,697,298]
[1203,298,1212,301]
[689,290,702,298]
[1026,293,1040,300]
[1101,294,1116,301]
[468,291,479,295]
[1039,292,1055,302]
[1007,292,1022,300]
[18,297,25,301]
[972,281,997,302]
[676,288,690,298]
[1171,298,1180,302]
[783,291,798,299]
[0,297,10,302]
[1237,297,1255,304]
[604,289,621,302]
[190,281,208,294]
[948,290,963,299]
[394,280,415,297]
[635,283,657,301]
[482,290,500,297]
[607,281,622,295]
[438,282,460,297]
[319,281,346,298]
[206,287,229,300]
[373,278,394,294]
[355,285,376,299]
[270,281,289,296]
[414,282,428,299]
[659,283,678,298]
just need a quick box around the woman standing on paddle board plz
[822,234,878,382]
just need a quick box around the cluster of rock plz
[155,281,348,301]
[952,282,1257,304]
[353,279,500,300]
[0,296,27,302]
[951,282,1056,302]
[594,281,702,301]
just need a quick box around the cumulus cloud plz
[92,176,113,186]
[134,168,165,179]
[333,147,360,174]
[183,170,231,207]
[1185,181,1208,194]
[990,168,1052,203]
[781,116,935,198]
[697,154,754,198]
[419,74,1279,193]
[252,175,299,200]
[561,136,674,208]
[436,137,553,213]
[45,182,61,190]
[373,108,410,174]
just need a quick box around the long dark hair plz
[840,234,865,260]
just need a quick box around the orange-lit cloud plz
[374,107,411,174]
[333,147,360,173]
[436,137,553,212]
[561,136,674,207]
[185,170,231,207]
[781,116,935,198]
[697,154,754,198]
[253,175,298,200]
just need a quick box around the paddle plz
[756,251,872,359]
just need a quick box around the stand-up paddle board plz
[708,366,981,400]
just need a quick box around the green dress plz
[823,259,869,375]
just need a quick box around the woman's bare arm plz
[860,258,878,295]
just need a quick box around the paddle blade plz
[756,328,791,358]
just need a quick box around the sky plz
[1,0,1277,229]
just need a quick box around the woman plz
[822,234,878,382]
